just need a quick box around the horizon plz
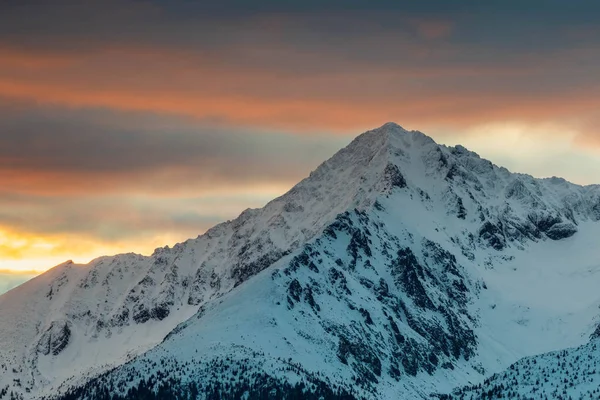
[2,0,600,291]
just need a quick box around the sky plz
[1,0,600,292]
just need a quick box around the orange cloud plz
[1,74,597,135]
[0,269,42,276]
[0,46,79,70]
[0,167,293,197]
[2,45,594,133]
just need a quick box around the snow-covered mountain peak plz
[345,121,435,155]
[3,123,600,400]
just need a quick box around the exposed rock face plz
[479,221,506,250]
[37,322,72,357]
[382,163,407,191]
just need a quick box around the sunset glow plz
[1,1,600,287]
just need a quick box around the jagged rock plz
[37,321,71,356]
[478,221,506,250]
[545,221,577,240]
[382,163,407,190]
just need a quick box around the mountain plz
[446,340,600,399]
[2,122,600,399]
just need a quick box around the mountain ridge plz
[2,122,600,399]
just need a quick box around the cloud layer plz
[0,105,347,273]
[1,0,600,278]
[1,1,599,134]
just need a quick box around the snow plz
[1,122,600,399]
[454,341,600,399]
[473,221,600,372]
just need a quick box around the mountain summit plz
[2,123,600,399]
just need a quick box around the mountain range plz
[2,122,600,400]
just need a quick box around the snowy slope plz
[447,339,600,399]
[2,122,600,399]
[0,126,396,397]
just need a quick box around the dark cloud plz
[0,105,347,241]
[0,192,225,241]
[0,105,347,183]
[2,1,599,58]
